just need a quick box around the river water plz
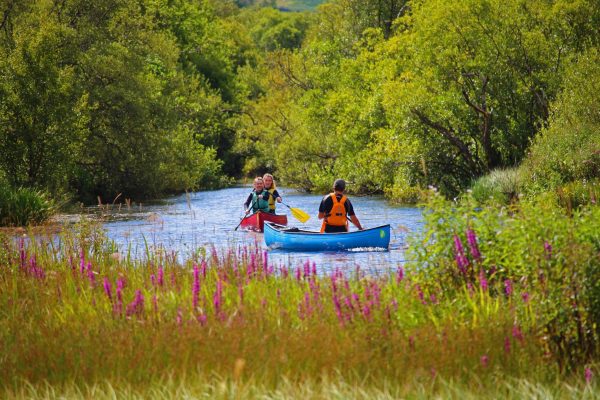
[63,186,424,274]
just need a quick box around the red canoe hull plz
[240,212,288,232]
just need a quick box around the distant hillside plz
[276,0,324,11]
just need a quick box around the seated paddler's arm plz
[349,215,363,230]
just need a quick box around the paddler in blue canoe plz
[318,179,364,233]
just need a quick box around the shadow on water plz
[56,186,424,274]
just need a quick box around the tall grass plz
[0,214,597,396]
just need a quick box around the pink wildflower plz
[193,264,200,309]
[157,266,164,286]
[504,279,513,296]
[453,234,469,274]
[103,278,113,302]
[466,229,481,261]
[396,266,404,284]
[480,354,489,367]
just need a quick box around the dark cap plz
[333,179,346,191]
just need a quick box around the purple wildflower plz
[193,264,200,310]
[585,367,593,384]
[521,292,530,303]
[200,261,207,279]
[479,269,488,291]
[504,279,513,296]
[512,325,524,342]
[480,354,489,367]
[544,241,552,260]
[453,235,469,274]
[155,267,163,287]
[103,278,113,302]
[466,229,481,261]
[126,289,144,317]
[213,278,223,314]
[504,336,511,354]
[80,249,85,274]
[87,262,95,287]
[396,266,404,284]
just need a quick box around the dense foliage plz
[2,0,599,217]
[238,0,599,199]
[0,0,252,204]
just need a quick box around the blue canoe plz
[264,223,391,251]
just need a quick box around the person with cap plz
[318,179,364,233]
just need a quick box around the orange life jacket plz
[320,193,348,232]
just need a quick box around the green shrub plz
[470,167,523,204]
[0,183,55,226]
[521,50,600,194]
[555,179,600,210]
[408,190,600,369]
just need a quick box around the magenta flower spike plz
[80,250,86,275]
[213,278,223,314]
[521,292,530,303]
[295,267,301,281]
[333,294,343,323]
[512,325,524,342]
[263,250,268,270]
[544,241,552,260]
[466,229,481,261]
[453,234,469,273]
[504,279,513,296]
[193,264,200,310]
[201,260,207,279]
[362,304,371,320]
[480,354,489,367]
[87,262,95,287]
[157,267,164,287]
[103,278,113,302]
[586,367,593,384]
[504,336,511,354]
[303,260,310,279]
[396,266,404,284]
[479,269,488,291]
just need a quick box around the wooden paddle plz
[282,202,310,223]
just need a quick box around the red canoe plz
[240,211,288,232]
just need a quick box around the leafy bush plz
[0,183,55,226]
[408,190,600,369]
[555,179,600,211]
[521,50,600,194]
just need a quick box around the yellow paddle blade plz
[290,207,310,223]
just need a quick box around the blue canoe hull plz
[264,223,391,251]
